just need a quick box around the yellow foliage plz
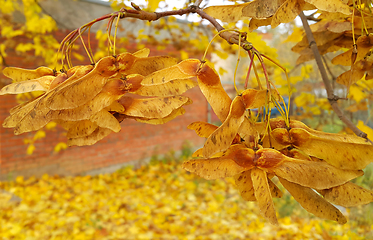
[45,121,57,130]
[180,50,189,60]
[271,0,305,28]
[146,0,162,11]
[204,3,250,23]
[215,50,229,60]
[1,0,373,229]
[1,161,372,239]
[26,144,35,155]
[218,67,228,76]
[357,120,373,141]
[54,142,68,153]
[349,84,367,104]
[33,130,46,141]
[283,27,304,43]
[305,0,351,15]
[301,64,313,79]
[0,0,16,14]
[294,92,315,107]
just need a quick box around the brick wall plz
[0,29,208,180]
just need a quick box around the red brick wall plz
[0,29,208,180]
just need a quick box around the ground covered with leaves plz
[1,158,372,240]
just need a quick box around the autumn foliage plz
[1,0,373,227]
[1,159,372,239]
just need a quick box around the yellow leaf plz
[33,130,46,141]
[336,69,365,88]
[27,144,35,155]
[356,120,373,141]
[309,106,321,115]
[15,43,34,52]
[332,35,373,66]
[204,3,250,23]
[271,0,305,28]
[180,50,189,60]
[54,142,68,153]
[249,17,273,32]
[349,84,367,103]
[242,0,285,19]
[218,67,228,76]
[215,50,229,60]
[45,121,57,130]
[305,0,351,15]
[283,27,304,43]
[146,0,162,11]
[294,92,315,107]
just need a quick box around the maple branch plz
[322,56,337,81]
[123,3,250,49]
[299,11,372,144]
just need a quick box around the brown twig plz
[122,4,251,49]
[305,14,321,22]
[299,11,372,144]
[322,56,337,81]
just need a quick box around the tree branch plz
[122,4,250,49]
[299,11,372,143]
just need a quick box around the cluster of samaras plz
[0,49,201,146]
[182,81,373,225]
[2,49,373,225]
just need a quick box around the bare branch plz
[299,11,372,144]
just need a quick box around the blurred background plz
[0,0,372,239]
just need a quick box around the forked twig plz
[299,11,372,144]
